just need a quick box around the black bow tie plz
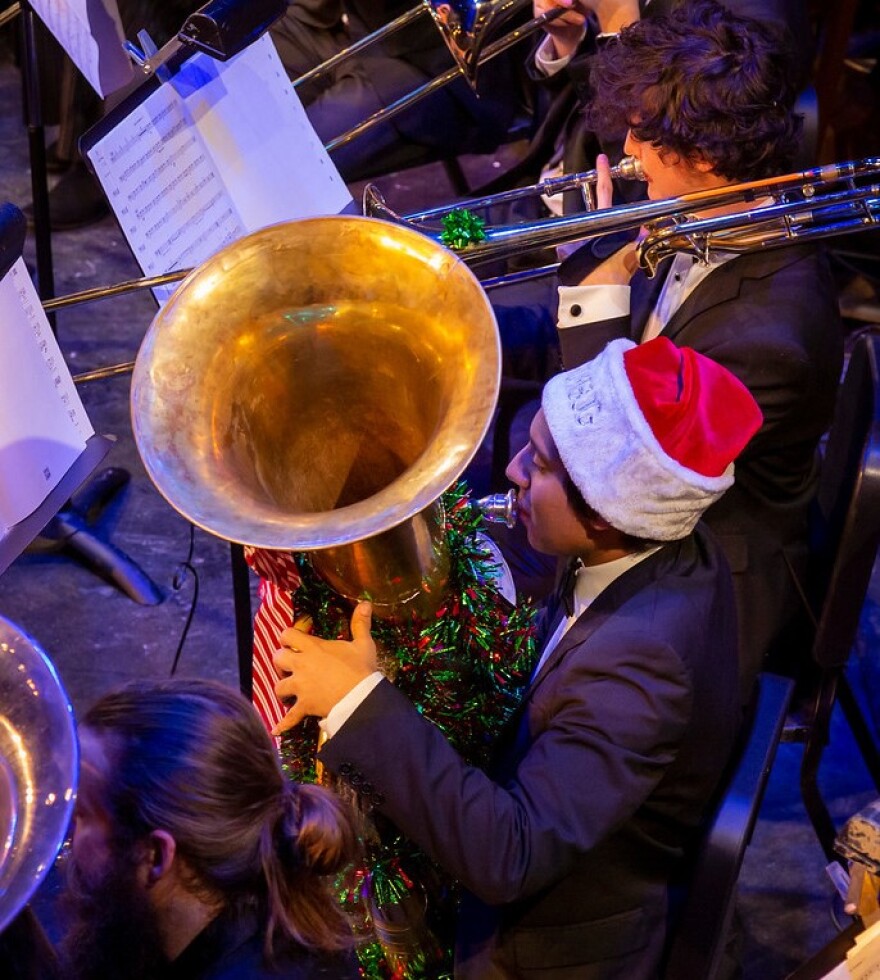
[558,559,581,618]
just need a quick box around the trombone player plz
[486,0,816,546]
[270,0,521,180]
[548,0,843,700]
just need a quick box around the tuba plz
[0,617,78,934]
[130,216,501,618]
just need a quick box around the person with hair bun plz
[60,679,359,980]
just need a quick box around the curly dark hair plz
[586,0,803,181]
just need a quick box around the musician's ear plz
[142,829,177,887]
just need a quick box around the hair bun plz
[279,782,357,876]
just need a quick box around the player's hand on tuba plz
[272,602,379,735]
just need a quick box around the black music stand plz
[9,2,164,603]
[0,199,122,580]
[0,433,114,577]
[17,0,54,313]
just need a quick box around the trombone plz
[295,0,527,92]
[305,0,568,152]
[56,155,880,383]
[394,156,647,222]
[364,156,880,274]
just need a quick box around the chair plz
[662,671,795,980]
[663,331,880,975]
[787,329,880,863]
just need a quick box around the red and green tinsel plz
[279,483,537,978]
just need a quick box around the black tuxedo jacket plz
[321,525,740,978]
[166,907,359,979]
[558,243,843,695]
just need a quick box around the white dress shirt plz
[532,548,659,679]
[558,251,735,340]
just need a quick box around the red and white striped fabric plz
[243,547,302,734]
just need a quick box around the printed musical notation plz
[89,90,246,279]
[0,261,94,532]
[86,34,353,302]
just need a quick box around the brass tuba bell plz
[131,216,501,616]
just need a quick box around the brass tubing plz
[292,6,425,90]
[72,361,136,384]
[325,7,564,151]
[402,158,645,226]
[42,269,190,313]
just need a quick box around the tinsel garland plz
[279,483,537,978]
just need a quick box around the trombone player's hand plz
[579,154,642,286]
[535,0,589,61]
[271,601,379,735]
[536,0,640,60]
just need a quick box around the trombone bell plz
[131,216,501,612]
[427,0,526,85]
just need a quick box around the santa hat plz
[541,337,763,541]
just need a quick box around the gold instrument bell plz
[131,216,501,617]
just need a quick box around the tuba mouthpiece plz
[477,489,518,529]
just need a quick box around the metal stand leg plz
[19,0,54,313]
[29,468,162,605]
[230,543,254,698]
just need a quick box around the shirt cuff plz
[319,671,384,739]
[535,32,583,76]
[557,284,631,329]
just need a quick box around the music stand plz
[0,202,151,602]
[76,1,352,684]
[17,0,54,313]
[0,433,113,576]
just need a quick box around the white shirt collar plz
[533,546,661,678]
[569,548,660,620]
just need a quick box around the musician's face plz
[624,130,722,201]
[69,728,116,888]
[63,729,169,979]
[506,409,593,559]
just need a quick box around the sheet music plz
[175,34,352,229]
[29,0,133,97]
[88,89,246,280]
[0,260,94,532]
[848,919,880,980]
[86,34,353,302]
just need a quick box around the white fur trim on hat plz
[541,338,734,541]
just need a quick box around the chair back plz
[662,672,794,980]
[811,331,880,670]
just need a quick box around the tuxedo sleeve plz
[319,631,692,905]
[556,282,630,367]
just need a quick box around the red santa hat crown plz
[541,337,763,541]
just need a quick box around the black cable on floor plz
[169,522,199,676]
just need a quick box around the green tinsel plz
[438,209,487,250]
[278,483,537,979]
